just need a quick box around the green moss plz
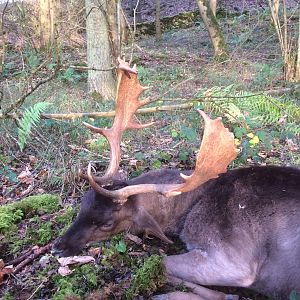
[52,264,99,300]
[27,222,54,245]
[0,194,60,234]
[126,255,166,299]
[3,293,14,300]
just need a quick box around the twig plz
[6,248,33,267]
[129,0,140,63]
[9,243,52,274]
[26,280,46,300]
[61,63,116,72]
[1,62,60,117]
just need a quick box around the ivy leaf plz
[116,240,126,253]
[152,159,162,169]
[171,129,178,138]
[233,126,246,139]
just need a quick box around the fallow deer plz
[53,59,300,300]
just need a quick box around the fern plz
[17,102,50,151]
[197,86,300,136]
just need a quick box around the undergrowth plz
[126,255,166,299]
[0,194,59,234]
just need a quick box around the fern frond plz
[17,102,50,151]
[199,86,300,136]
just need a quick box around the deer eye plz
[100,220,114,231]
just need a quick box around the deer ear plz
[133,207,173,244]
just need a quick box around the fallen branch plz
[1,85,299,121]
[1,103,194,120]
[6,243,52,274]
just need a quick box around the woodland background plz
[0,0,300,299]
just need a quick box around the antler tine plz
[165,110,239,197]
[83,58,155,185]
[86,110,238,204]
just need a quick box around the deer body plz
[54,166,300,299]
[52,59,300,299]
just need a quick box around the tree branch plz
[1,61,60,117]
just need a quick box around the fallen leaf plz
[88,247,101,257]
[126,233,142,245]
[20,184,34,197]
[0,259,13,285]
[39,255,51,268]
[17,167,34,184]
[58,266,73,277]
[29,155,38,164]
[57,255,95,267]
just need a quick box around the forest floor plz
[1,5,300,300]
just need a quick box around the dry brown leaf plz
[58,266,73,277]
[88,247,101,257]
[0,259,13,285]
[57,255,95,267]
[126,233,142,245]
[20,184,34,197]
[17,167,34,184]
[29,155,38,164]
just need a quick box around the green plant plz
[58,68,85,84]
[27,222,54,245]
[52,264,99,300]
[290,291,300,300]
[17,102,50,151]
[126,255,165,299]
[0,194,59,234]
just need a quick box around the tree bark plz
[155,0,162,40]
[39,0,60,48]
[196,0,228,60]
[295,12,300,82]
[210,0,217,17]
[85,0,116,100]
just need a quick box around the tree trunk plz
[295,12,300,82]
[155,0,162,40]
[85,0,116,100]
[39,0,60,48]
[268,0,299,82]
[210,0,217,17]
[132,0,144,23]
[196,0,228,60]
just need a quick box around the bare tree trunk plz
[210,0,217,17]
[155,0,162,40]
[0,0,9,74]
[268,0,299,82]
[39,0,60,48]
[296,12,300,82]
[106,1,128,59]
[130,0,144,23]
[85,0,116,100]
[196,0,228,60]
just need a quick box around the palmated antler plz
[87,110,239,203]
[83,58,154,184]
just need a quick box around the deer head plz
[83,58,238,203]
[53,59,238,257]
